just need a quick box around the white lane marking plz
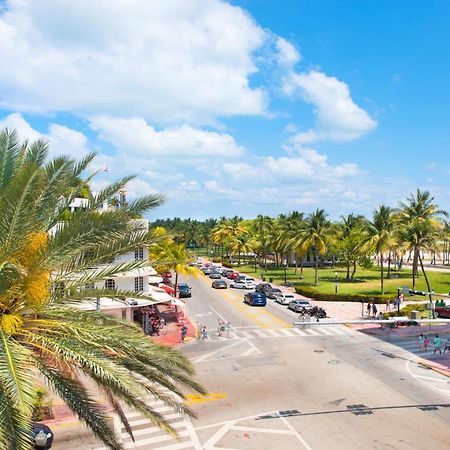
[194,410,278,431]
[279,416,313,450]
[192,339,243,363]
[202,422,236,450]
[303,328,321,336]
[122,418,185,431]
[231,425,295,435]
[279,328,295,336]
[184,414,202,450]
[267,329,280,336]
[123,430,189,448]
[209,306,228,323]
[405,356,450,395]
[244,338,262,355]
[242,347,258,356]
[142,441,195,450]
[316,327,334,335]
[292,328,308,336]
[416,375,450,383]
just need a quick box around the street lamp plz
[284,263,288,285]
[334,272,338,294]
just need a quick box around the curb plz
[417,358,450,378]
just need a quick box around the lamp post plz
[334,272,338,294]
[254,254,257,273]
[284,263,287,285]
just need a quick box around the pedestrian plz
[372,303,378,317]
[433,335,442,355]
[444,337,450,353]
[393,298,399,311]
[399,293,404,303]
[217,320,224,336]
[385,299,391,311]
[367,302,372,317]
[180,324,188,343]
[201,326,208,341]
[424,336,430,352]
[226,321,232,336]
[417,334,425,352]
[196,322,202,340]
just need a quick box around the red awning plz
[159,284,175,294]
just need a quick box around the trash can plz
[269,277,273,283]
[409,310,420,320]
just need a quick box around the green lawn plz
[234,264,450,299]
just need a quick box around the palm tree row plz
[202,192,449,293]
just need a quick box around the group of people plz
[417,334,450,354]
[366,302,379,317]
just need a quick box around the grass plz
[234,264,450,299]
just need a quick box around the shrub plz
[294,286,392,303]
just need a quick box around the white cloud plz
[284,71,377,144]
[275,37,301,67]
[90,116,245,159]
[0,113,90,158]
[0,0,274,124]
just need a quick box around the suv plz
[178,283,191,298]
[244,292,267,306]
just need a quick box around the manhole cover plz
[314,349,324,353]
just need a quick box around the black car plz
[266,287,282,299]
[178,283,191,298]
[212,279,227,289]
[32,423,54,449]
[255,282,271,293]
[209,272,221,279]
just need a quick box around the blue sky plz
[0,0,449,220]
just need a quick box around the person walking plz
[201,326,208,341]
[217,320,224,337]
[196,322,202,340]
[372,303,378,317]
[367,302,372,317]
[385,299,391,311]
[417,334,425,352]
[444,337,450,353]
[433,335,442,355]
[424,335,430,352]
[180,324,188,343]
[226,321,232,336]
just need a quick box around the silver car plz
[230,280,255,290]
[275,293,296,305]
[288,300,312,312]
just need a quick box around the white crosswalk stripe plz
[202,325,354,342]
[94,391,199,450]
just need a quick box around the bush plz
[32,387,54,421]
[221,261,233,268]
[294,286,392,303]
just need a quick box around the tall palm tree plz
[292,209,330,286]
[366,206,396,294]
[148,240,200,297]
[0,129,205,449]
[253,215,274,270]
[397,190,448,288]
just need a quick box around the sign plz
[402,286,409,294]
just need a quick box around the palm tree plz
[253,215,274,270]
[366,206,396,294]
[397,190,448,288]
[0,129,205,449]
[292,209,330,285]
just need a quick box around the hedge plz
[294,286,392,303]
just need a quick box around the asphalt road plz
[177,272,450,450]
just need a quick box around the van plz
[244,292,267,307]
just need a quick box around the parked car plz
[230,280,255,290]
[178,283,191,298]
[212,279,227,289]
[227,271,239,280]
[266,287,282,299]
[202,267,212,275]
[288,299,313,312]
[221,269,233,277]
[209,272,221,279]
[212,265,223,274]
[435,306,450,318]
[32,422,54,449]
[256,282,271,293]
[275,293,296,305]
[244,291,267,306]
[237,274,247,281]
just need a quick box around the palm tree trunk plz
[174,271,179,297]
[380,252,384,295]
[351,260,357,280]
[314,249,319,285]
[294,254,298,274]
[346,262,350,281]
[387,251,391,279]
[412,248,418,289]
[418,254,432,302]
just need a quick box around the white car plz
[275,293,296,305]
[230,280,255,290]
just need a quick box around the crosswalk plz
[197,325,355,342]
[380,336,450,360]
[95,392,200,450]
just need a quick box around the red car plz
[227,271,239,280]
[435,307,450,318]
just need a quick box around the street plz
[104,273,450,449]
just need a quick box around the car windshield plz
[179,284,189,288]
[273,289,281,293]
[284,295,295,299]
[298,301,310,305]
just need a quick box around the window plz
[135,248,144,261]
[104,279,116,291]
[134,276,144,292]
[84,282,95,290]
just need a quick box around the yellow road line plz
[217,286,291,329]
[184,392,226,405]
